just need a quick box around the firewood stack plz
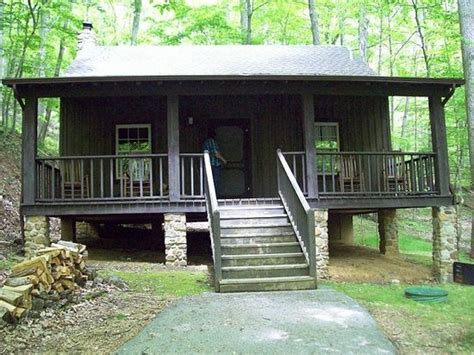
[0,241,95,322]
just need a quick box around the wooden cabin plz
[2,24,463,291]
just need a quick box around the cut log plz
[0,288,24,306]
[36,248,62,258]
[12,255,50,274]
[13,307,27,319]
[2,284,34,297]
[0,300,16,313]
[4,276,33,287]
[10,267,37,278]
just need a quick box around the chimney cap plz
[83,22,93,30]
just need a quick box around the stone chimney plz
[77,22,97,51]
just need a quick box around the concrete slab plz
[117,288,396,354]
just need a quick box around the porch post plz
[22,96,38,206]
[429,96,450,196]
[303,94,317,198]
[167,95,180,202]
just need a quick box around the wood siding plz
[59,94,391,197]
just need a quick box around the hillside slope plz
[0,133,22,247]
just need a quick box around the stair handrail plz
[203,150,222,290]
[276,149,316,279]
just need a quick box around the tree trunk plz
[458,0,474,258]
[358,4,369,62]
[307,0,320,45]
[240,0,252,44]
[130,0,142,45]
[411,0,430,76]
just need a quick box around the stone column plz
[378,209,399,256]
[314,209,329,279]
[164,213,187,267]
[23,216,50,258]
[432,206,458,283]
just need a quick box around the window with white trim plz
[315,122,340,172]
[115,124,152,180]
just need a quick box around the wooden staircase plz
[217,204,316,292]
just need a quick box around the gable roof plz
[64,45,377,78]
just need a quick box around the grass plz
[99,270,211,297]
[326,281,474,353]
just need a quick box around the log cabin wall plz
[59,94,391,198]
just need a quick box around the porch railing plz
[35,154,168,201]
[282,151,307,195]
[204,150,222,291]
[276,149,316,278]
[180,153,204,199]
[316,151,438,196]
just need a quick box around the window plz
[315,122,339,152]
[315,122,340,173]
[115,124,152,180]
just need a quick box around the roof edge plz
[2,75,465,88]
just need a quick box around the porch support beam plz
[303,94,317,198]
[22,96,38,206]
[167,95,180,202]
[429,96,450,196]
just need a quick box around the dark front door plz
[209,119,251,198]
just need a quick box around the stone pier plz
[24,216,50,258]
[164,213,187,267]
[432,206,458,283]
[314,209,329,279]
[378,209,399,256]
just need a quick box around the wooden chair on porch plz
[60,160,90,199]
[339,155,365,193]
[121,158,152,197]
[382,153,408,193]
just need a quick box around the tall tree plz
[358,3,368,62]
[458,0,474,258]
[131,0,142,45]
[307,0,320,45]
[411,0,430,76]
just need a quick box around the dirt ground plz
[0,280,170,354]
[328,244,433,283]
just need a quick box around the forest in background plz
[0,0,470,189]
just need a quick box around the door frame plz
[207,118,252,198]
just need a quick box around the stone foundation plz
[314,209,329,279]
[432,206,458,283]
[164,213,187,267]
[378,209,399,256]
[24,216,50,258]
